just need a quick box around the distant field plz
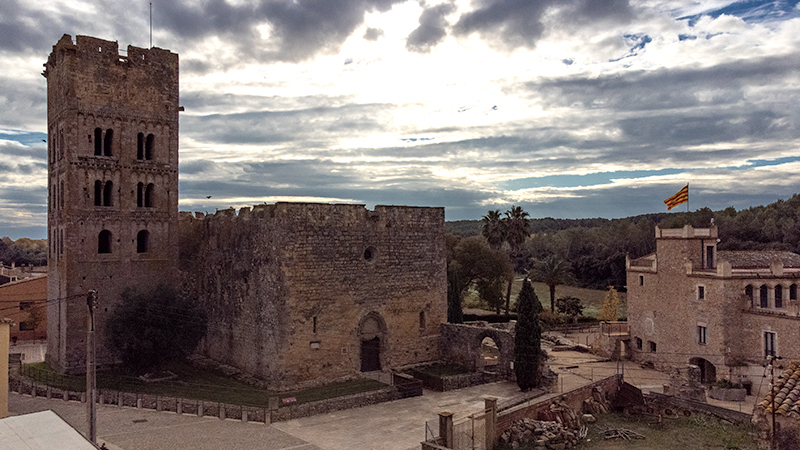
[463,277,627,320]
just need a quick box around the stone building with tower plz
[44,35,446,388]
[626,225,800,385]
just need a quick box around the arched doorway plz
[359,314,384,372]
[479,337,499,371]
[689,357,716,384]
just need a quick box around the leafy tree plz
[476,277,506,314]
[480,210,506,250]
[446,235,513,322]
[598,286,620,321]
[555,296,583,323]
[515,278,543,391]
[105,285,207,373]
[529,255,574,312]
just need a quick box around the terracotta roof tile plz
[761,361,800,415]
[718,251,800,269]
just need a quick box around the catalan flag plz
[664,184,689,210]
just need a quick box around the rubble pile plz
[499,418,582,449]
[582,385,611,415]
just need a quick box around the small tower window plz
[144,183,154,207]
[745,285,754,308]
[98,230,112,254]
[760,285,768,308]
[776,285,783,309]
[145,133,154,160]
[419,311,426,330]
[94,128,102,155]
[137,132,144,160]
[136,230,149,253]
[103,180,113,207]
[791,284,798,301]
[94,180,102,206]
[103,128,113,156]
[137,182,144,207]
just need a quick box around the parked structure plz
[44,35,446,387]
[0,275,47,342]
[627,225,800,384]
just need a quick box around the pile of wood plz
[598,426,645,441]
[499,418,582,449]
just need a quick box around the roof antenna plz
[149,2,153,48]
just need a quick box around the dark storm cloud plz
[453,0,634,49]
[181,102,393,145]
[406,3,456,53]
[156,0,405,63]
[0,0,82,53]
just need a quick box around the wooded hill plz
[447,194,800,290]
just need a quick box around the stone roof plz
[759,360,800,417]
[718,251,800,269]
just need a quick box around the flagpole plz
[686,183,689,213]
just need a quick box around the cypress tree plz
[515,278,543,391]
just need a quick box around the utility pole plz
[86,289,98,444]
[764,354,782,450]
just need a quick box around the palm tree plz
[503,206,530,255]
[480,210,506,250]
[529,254,574,313]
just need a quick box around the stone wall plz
[180,203,446,389]
[439,322,515,378]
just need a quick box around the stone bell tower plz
[44,34,180,373]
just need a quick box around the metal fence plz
[452,412,486,450]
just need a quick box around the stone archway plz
[359,314,385,372]
[479,336,500,370]
[689,357,717,384]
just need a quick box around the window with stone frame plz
[791,284,798,301]
[698,325,707,345]
[697,285,705,300]
[635,337,642,350]
[649,341,657,352]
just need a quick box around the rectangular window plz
[19,302,33,311]
[635,337,642,350]
[312,316,317,334]
[649,341,657,353]
[698,285,705,300]
[19,321,35,331]
[706,245,714,269]
[639,275,644,286]
[698,326,707,345]
[765,331,776,357]
[775,286,783,309]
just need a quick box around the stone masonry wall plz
[180,203,446,389]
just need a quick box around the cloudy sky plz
[1,0,800,239]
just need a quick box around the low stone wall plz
[495,375,622,435]
[708,387,747,402]
[408,368,504,392]
[9,374,404,423]
[645,392,752,425]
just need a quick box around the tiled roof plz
[718,251,800,269]
[759,360,800,417]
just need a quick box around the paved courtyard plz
[6,347,760,449]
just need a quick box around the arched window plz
[137,132,144,160]
[103,128,113,156]
[745,285,754,308]
[98,230,112,254]
[136,230,149,253]
[760,285,769,308]
[94,128,102,155]
[144,183,154,207]
[776,285,783,308]
[137,182,144,207]
[145,134,154,160]
[103,181,113,207]
[94,180,102,206]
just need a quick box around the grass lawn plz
[502,412,756,450]
[21,360,385,407]
[463,278,627,320]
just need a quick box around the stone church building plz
[44,35,446,388]
[627,225,800,385]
